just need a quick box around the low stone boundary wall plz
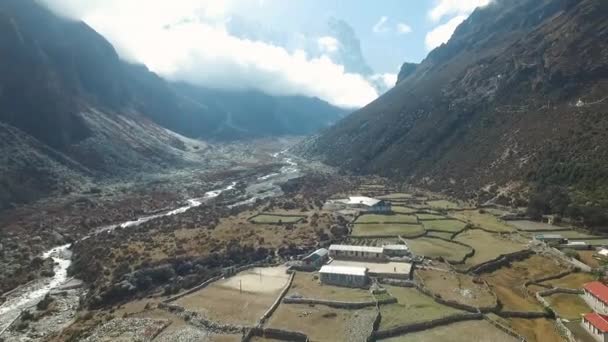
[524,271,573,287]
[419,235,475,265]
[484,314,528,341]
[469,250,535,274]
[245,327,309,342]
[283,297,397,309]
[415,273,498,314]
[371,312,483,340]
[164,275,223,303]
[556,318,577,342]
[259,272,295,325]
[496,311,550,319]
[377,278,416,288]
[159,303,248,335]
[548,247,592,272]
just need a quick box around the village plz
[26,181,608,342]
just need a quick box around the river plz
[0,153,300,338]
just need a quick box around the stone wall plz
[469,250,535,274]
[283,297,397,309]
[158,303,248,335]
[415,273,498,313]
[548,247,592,272]
[496,311,550,319]
[164,275,223,303]
[483,315,528,341]
[371,312,483,340]
[245,327,309,342]
[258,272,295,325]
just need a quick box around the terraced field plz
[416,213,447,220]
[355,214,418,224]
[406,237,473,263]
[421,219,467,233]
[449,210,515,232]
[454,230,526,267]
[250,214,305,224]
[383,320,518,342]
[379,286,462,330]
[352,223,425,238]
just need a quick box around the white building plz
[584,281,608,315]
[329,245,385,261]
[383,244,410,257]
[326,196,391,213]
[319,265,368,288]
[582,312,608,342]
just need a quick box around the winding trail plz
[0,153,300,337]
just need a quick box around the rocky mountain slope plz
[303,0,608,208]
[0,0,345,208]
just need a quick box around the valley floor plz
[1,147,607,342]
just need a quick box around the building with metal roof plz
[583,312,608,341]
[319,265,368,288]
[383,244,410,257]
[329,244,385,261]
[302,248,329,270]
[584,281,608,315]
[325,196,391,213]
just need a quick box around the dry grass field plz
[379,286,462,330]
[507,220,564,232]
[383,320,519,342]
[355,214,418,224]
[352,223,425,237]
[454,230,526,267]
[508,318,563,342]
[286,272,373,301]
[546,293,591,319]
[378,193,413,199]
[421,219,467,233]
[449,210,515,232]
[539,272,595,289]
[482,255,565,312]
[406,237,473,263]
[426,231,455,240]
[267,303,376,342]
[416,213,447,221]
[577,250,602,268]
[417,269,497,308]
[175,266,289,325]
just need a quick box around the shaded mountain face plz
[0,0,345,208]
[303,0,608,202]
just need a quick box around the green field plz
[416,213,448,220]
[355,214,418,224]
[379,286,462,330]
[507,220,563,232]
[405,237,473,263]
[449,210,515,232]
[391,206,418,214]
[426,231,455,240]
[422,220,467,233]
[573,239,608,246]
[454,230,526,267]
[427,200,462,210]
[250,214,305,224]
[352,223,425,238]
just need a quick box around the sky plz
[41,0,491,108]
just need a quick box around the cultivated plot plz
[355,214,418,224]
[546,293,591,320]
[174,266,290,325]
[267,304,376,342]
[406,237,473,263]
[449,210,515,233]
[378,193,413,200]
[539,272,596,289]
[286,272,373,302]
[391,206,418,214]
[507,220,565,232]
[383,320,519,342]
[352,223,425,238]
[421,219,467,233]
[482,255,565,312]
[427,200,462,210]
[379,286,462,330]
[508,318,563,342]
[417,269,497,308]
[454,230,526,267]
[416,213,447,221]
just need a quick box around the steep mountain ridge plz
[0,0,345,208]
[303,0,608,205]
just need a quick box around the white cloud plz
[425,15,467,50]
[371,73,398,89]
[372,16,389,33]
[40,0,378,108]
[396,23,412,34]
[317,36,340,53]
[429,0,491,22]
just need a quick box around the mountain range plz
[0,0,346,208]
[301,0,608,216]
